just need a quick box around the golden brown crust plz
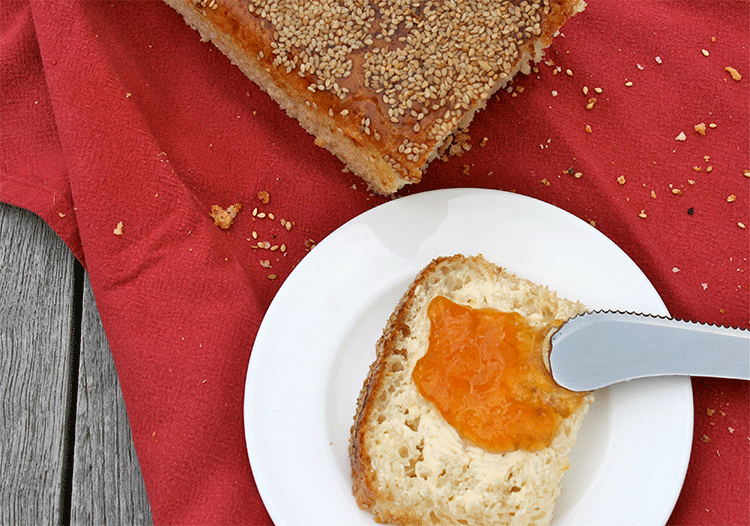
[164,0,585,193]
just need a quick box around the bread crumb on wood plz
[113,221,124,236]
[210,203,242,229]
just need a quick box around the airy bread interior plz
[350,254,592,526]
[163,0,586,194]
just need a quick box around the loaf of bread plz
[163,0,586,194]
[350,254,593,526]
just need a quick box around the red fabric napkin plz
[1,0,748,524]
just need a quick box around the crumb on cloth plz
[210,203,242,229]
[113,221,124,236]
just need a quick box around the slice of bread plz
[350,254,592,526]
[163,0,586,194]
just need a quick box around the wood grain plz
[0,202,152,525]
[0,203,76,524]
[70,275,153,525]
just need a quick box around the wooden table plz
[0,202,153,525]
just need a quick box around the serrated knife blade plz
[549,311,750,391]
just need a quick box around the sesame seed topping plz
[244,0,560,171]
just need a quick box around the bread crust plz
[163,0,586,194]
[350,255,592,526]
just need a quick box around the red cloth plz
[1,0,748,524]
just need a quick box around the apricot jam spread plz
[412,296,586,453]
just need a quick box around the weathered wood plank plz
[71,275,153,525]
[0,202,76,525]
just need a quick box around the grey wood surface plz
[71,276,152,525]
[0,202,75,525]
[0,202,152,525]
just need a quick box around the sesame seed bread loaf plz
[163,0,586,194]
[350,254,593,526]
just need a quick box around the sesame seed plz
[701,49,709,57]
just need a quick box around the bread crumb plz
[113,221,124,236]
[727,194,737,202]
[585,97,597,110]
[672,188,683,195]
[694,123,707,135]
[574,171,582,179]
[655,56,662,64]
[675,132,687,141]
[480,137,488,147]
[617,175,626,185]
[551,90,558,97]
[702,283,708,290]
[672,267,680,273]
[210,203,242,229]
[257,190,270,204]
[651,190,657,198]
[585,125,592,133]
[260,260,271,268]
[541,178,551,186]
[728,427,735,433]
[725,66,742,81]
[701,434,711,443]
[58,212,66,218]
[638,210,647,218]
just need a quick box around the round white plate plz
[244,188,693,526]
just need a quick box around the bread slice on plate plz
[350,254,593,526]
[163,0,586,194]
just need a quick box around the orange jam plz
[412,296,586,453]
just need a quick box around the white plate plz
[244,188,693,526]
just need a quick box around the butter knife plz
[549,311,750,391]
